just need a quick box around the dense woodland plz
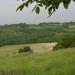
[0,22,75,48]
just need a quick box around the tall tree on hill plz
[17,0,75,16]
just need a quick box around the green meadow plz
[0,44,75,75]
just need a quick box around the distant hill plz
[0,22,75,46]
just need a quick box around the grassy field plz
[0,44,75,75]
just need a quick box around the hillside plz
[0,23,75,46]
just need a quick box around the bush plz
[60,34,75,48]
[0,44,3,47]
[18,47,32,53]
[53,43,63,50]
[0,43,4,47]
[54,33,75,50]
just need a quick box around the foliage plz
[54,33,75,49]
[0,22,75,49]
[59,33,75,48]
[0,44,3,47]
[18,47,32,53]
[17,0,75,15]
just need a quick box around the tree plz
[56,33,75,48]
[17,0,75,16]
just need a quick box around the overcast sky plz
[0,0,75,25]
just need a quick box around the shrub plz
[18,47,32,53]
[0,44,3,47]
[54,33,75,50]
[0,43,4,47]
[60,34,75,48]
[53,43,62,50]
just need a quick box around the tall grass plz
[0,45,75,75]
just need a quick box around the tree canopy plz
[17,0,75,15]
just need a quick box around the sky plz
[0,0,75,25]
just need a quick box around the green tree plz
[57,33,75,48]
[17,0,75,16]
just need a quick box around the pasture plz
[0,44,75,75]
